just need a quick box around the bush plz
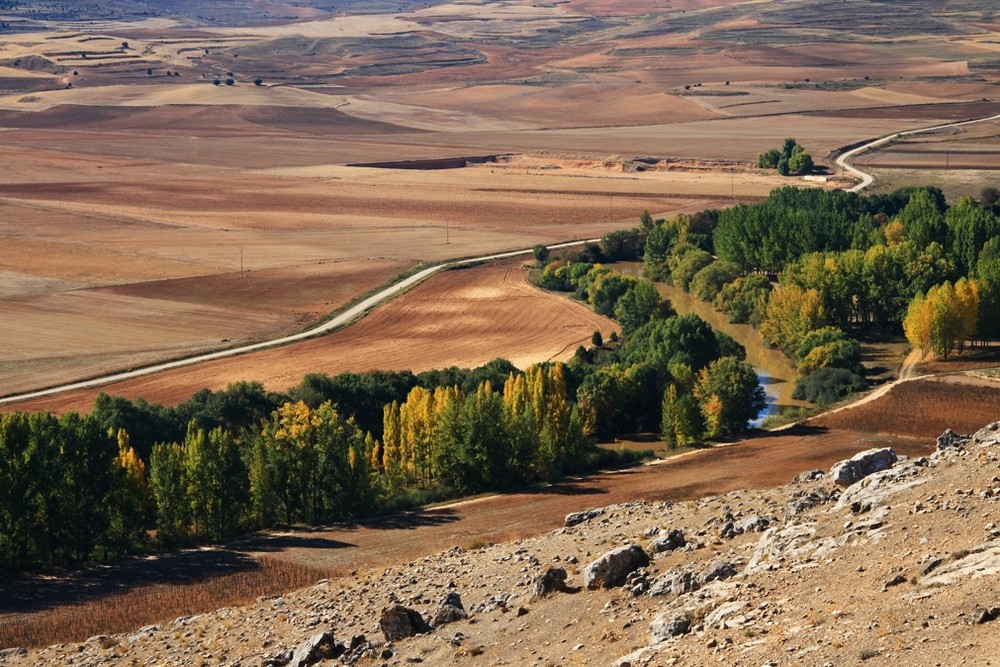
[670,248,713,290]
[690,261,742,301]
[793,367,866,405]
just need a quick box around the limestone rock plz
[565,508,604,527]
[937,428,971,451]
[704,601,748,629]
[430,592,467,627]
[829,448,897,487]
[532,566,569,599]
[379,606,430,642]
[584,544,650,590]
[649,610,690,643]
[735,514,770,534]
[289,631,339,667]
[648,568,700,598]
[701,560,737,583]
[649,529,686,554]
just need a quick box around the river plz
[616,263,810,422]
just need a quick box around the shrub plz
[690,260,742,301]
[793,367,865,405]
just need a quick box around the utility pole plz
[240,247,244,278]
[609,194,614,223]
[446,220,450,244]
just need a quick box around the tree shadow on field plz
[751,423,828,439]
[0,548,265,614]
[353,507,460,531]
[522,481,607,496]
[236,533,356,552]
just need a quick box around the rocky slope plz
[6,423,1000,667]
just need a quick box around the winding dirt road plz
[836,111,1000,193]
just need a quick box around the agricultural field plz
[1,0,999,406]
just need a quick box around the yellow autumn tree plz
[759,284,827,357]
[903,279,980,359]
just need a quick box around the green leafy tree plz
[690,261,741,302]
[694,357,766,437]
[150,441,190,545]
[614,279,663,335]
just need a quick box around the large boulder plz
[379,606,430,641]
[585,544,650,590]
[829,448,897,487]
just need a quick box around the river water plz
[616,264,810,421]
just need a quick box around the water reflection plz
[617,263,810,422]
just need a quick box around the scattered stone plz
[830,448,898,487]
[565,508,604,527]
[289,631,340,667]
[0,648,27,660]
[973,606,1000,624]
[379,606,430,641]
[262,650,293,667]
[883,574,907,590]
[532,565,570,599]
[584,544,650,589]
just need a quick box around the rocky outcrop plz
[584,544,650,589]
[936,428,971,450]
[829,447,897,487]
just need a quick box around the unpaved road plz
[837,111,1000,192]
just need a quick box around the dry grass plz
[0,555,338,649]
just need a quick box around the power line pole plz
[240,247,244,278]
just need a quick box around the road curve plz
[0,240,597,406]
[836,111,1000,193]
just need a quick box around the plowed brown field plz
[7,258,618,412]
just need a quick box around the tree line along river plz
[617,263,810,423]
